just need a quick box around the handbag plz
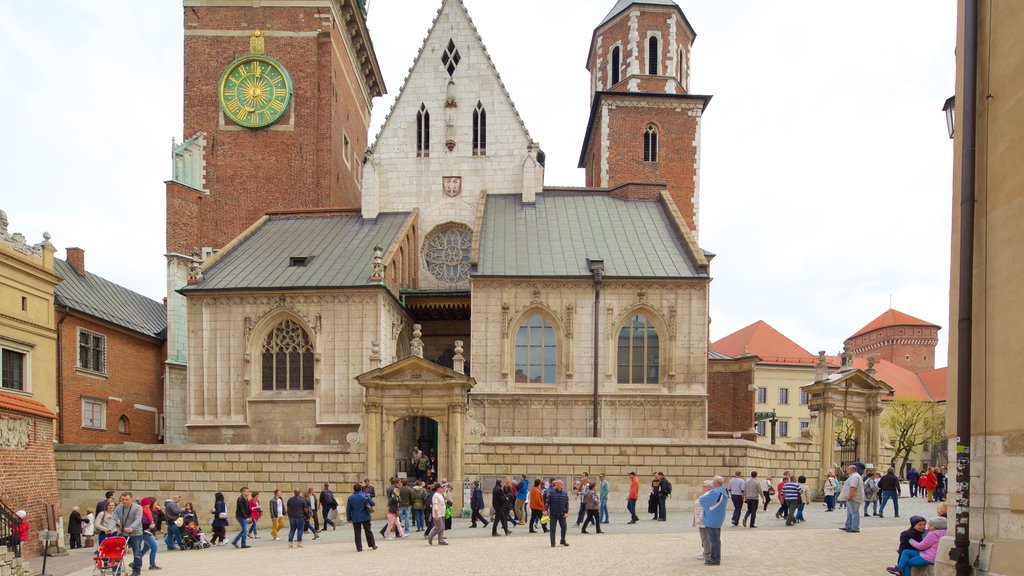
[540,514,549,526]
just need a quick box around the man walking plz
[269,489,286,541]
[231,487,252,549]
[426,483,448,545]
[491,478,511,536]
[113,492,144,576]
[698,476,729,566]
[575,472,591,525]
[545,479,570,547]
[728,470,745,526]
[319,483,337,531]
[398,480,413,533]
[782,475,802,526]
[163,496,183,550]
[907,467,920,498]
[839,464,865,533]
[878,467,902,518]
[598,473,610,524]
[626,471,640,524]
[286,489,309,548]
[742,471,761,528]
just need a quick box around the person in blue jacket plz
[698,476,729,566]
[346,483,377,552]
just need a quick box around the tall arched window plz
[262,319,315,391]
[416,104,430,157]
[514,314,556,384]
[118,415,130,435]
[473,101,486,156]
[610,46,621,85]
[617,314,659,384]
[678,49,686,88]
[643,124,658,162]
[648,36,659,75]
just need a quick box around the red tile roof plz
[917,368,948,402]
[711,320,820,367]
[0,391,56,420]
[848,308,940,340]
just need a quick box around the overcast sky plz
[0,0,956,364]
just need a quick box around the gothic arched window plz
[514,314,556,384]
[417,104,430,157]
[648,36,659,75]
[610,46,621,85]
[617,314,660,384]
[643,124,659,162]
[473,102,486,156]
[118,415,130,435]
[422,223,472,285]
[262,319,314,391]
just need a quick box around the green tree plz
[882,400,944,476]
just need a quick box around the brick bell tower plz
[579,0,711,236]
[161,0,385,444]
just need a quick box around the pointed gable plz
[362,0,544,229]
[711,320,818,367]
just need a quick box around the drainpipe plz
[56,308,69,444]
[587,258,604,438]
[951,1,977,574]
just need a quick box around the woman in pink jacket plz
[887,516,947,576]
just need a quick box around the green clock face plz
[218,55,292,128]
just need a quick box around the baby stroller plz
[92,536,127,576]
[181,523,211,549]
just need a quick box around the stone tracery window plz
[442,39,461,77]
[514,314,556,384]
[643,124,659,162]
[422,223,472,285]
[617,314,659,384]
[261,319,314,391]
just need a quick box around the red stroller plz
[92,536,128,576]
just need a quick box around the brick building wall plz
[0,396,60,559]
[846,325,939,373]
[707,357,757,440]
[58,314,164,444]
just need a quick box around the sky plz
[0,0,956,364]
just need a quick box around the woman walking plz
[211,492,228,546]
[383,487,408,540]
[345,483,376,551]
[761,476,774,511]
[304,487,320,539]
[95,501,117,546]
[411,481,426,531]
[139,498,161,571]
[247,491,262,539]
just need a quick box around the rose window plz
[423,223,472,285]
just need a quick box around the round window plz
[423,223,472,285]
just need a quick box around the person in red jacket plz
[920,468,938,502]
[13,510,28,558]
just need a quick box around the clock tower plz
[162,0,385,443]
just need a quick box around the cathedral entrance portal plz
[356,355,475,510]
[394,416,439,482]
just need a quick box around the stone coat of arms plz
[443,176,462,198]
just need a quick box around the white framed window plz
[82,397,106,430]
[0,343,30,393]
[77,328,106,374]
[778,420,789,437]
[755,421,766,436]
[800,420,810,432]
[515,314,557,384]
[800,390,809,405]
[755,387,767,404]
[609,44,622,86]
[779,388,789,404]
[647,33,660,75]
[616,314,660,384]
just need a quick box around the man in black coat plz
[68,506,86,549]
[470,481,488,528]
[319,483,337,531]
[491,479,510,536]
[877,467,902,518]
[544,479,569,547]
[231,487,252,548]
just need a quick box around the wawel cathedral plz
[164,0,755,486]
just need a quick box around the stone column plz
[866,406,884,468]
[447,402,466,512]
[364,402,384,490]
[819,404,835,474]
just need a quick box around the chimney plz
[66,247,86,275]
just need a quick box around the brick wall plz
[847,325,939,373]
[708,357,757,440]
[0,409,60,559]
[58,314,164,444]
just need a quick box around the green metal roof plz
[476,192,706,279]
[54,259,166,339]
[185,213,411,292]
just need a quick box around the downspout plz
[952,1,977,574]
[56,308,69,444]
[587,259,604,438]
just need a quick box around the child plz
[887,517,947,576]
[795,475,809,522]
[13,510,28,558]
[896,516,927,563]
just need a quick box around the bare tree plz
[882,400,944,476]
[835,418,856,445]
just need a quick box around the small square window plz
[289,256,310,267]
[755,387,767,404]
[1,348,27,392]
[779,388,789,404]
[778,420,789,437]
[800,390,809,405]
[82,398,106,430]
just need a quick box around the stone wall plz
[55,444,366,528]
[0,545,31,576]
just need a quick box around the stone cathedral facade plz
[164,0,753,491]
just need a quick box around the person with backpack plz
[863,471,881,517]
[580,484,603,534]
[657,472,672,521]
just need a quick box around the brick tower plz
[162,0,385,443]
[845,309,941,373]
[579,0,710,236]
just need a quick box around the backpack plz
[864,479,878,498]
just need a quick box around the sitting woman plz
[895,516,927,564]
[887,517,947,576]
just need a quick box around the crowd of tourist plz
[32,459,949,574]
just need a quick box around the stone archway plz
[356,355,475,509]
[803,350,892,476]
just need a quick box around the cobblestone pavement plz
[54,496,940,576]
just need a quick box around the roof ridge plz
[369,0,534,151]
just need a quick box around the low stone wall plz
[56,444,366,527]
[0,545,31,576]
[464,436,822,508]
